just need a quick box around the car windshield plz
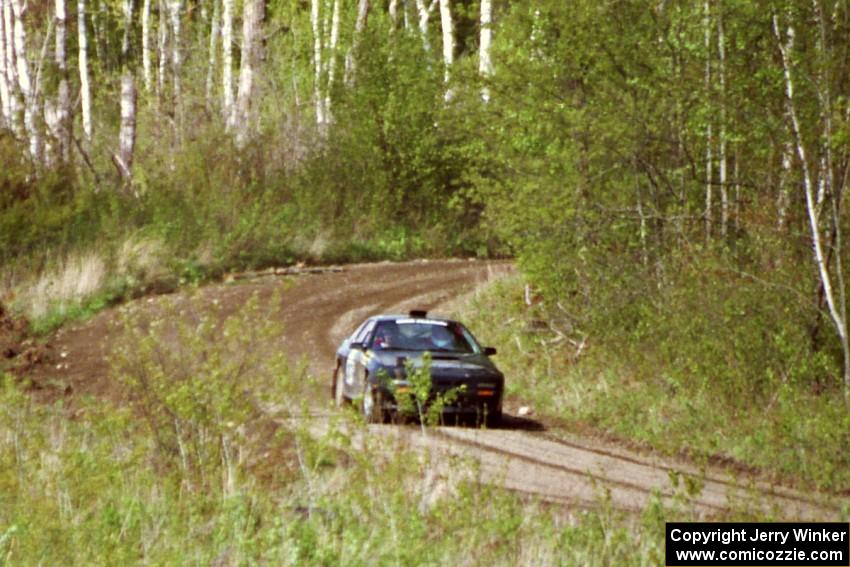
[370,320,480,354]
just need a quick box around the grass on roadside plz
[454,275,850,494]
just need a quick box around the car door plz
[345,319,375,391]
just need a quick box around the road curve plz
[34,259,843,519]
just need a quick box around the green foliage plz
[110,291,293,490]
[0,369,670,564]
[457,273,850,491]
[390,352,465,426]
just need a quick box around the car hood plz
[370,350,500,375]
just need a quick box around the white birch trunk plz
[311,0,324,127]
[703,0,712,241]
[388,0,398,29]
[2,0,19,134]
[344,0,368,87]
[78,0,91,141]
[121,0,133,60]
[157,0,167,96]
[116,71,136,181]
[774,14,850,396]
[414,0,436,52]
[0,0,11,128]
[54,0,70,162]
[777,137,792,230]
[323,0,340,121]
[10,0,39,160]
[205,0,220,108]
[479,0,492,102]
[168,0,182,101]
[234,0,262,145]
[142,0,151,90]
[221,0,234,125]
[717,7,728,238]
[438,0,453,88]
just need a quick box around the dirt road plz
[31,259,842,519]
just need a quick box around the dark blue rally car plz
[332,310,504,426]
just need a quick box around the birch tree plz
[774,10,850,397]
[10,0,39,160]
[0,0,12,129]
[310,0,324,127]
[142,0,152,90]
[78,0,92,141]
[343,0,368,87]
[388,0,398,30]
[52,0,71,162]
[204,0,220,109]
[157,0,167,96]
[116,0,136,184]
[2,0,19,134]
[703,0,713,241]
[438,0,453,93]
[414,0,436,53]
[116,72,136,183]
[168,0,183,106]
[234,0,263,144]
[479,0,492,102]
[324,0,340,122]
[221,0,234,125]
[717,3,728,238]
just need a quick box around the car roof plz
[368,314,457,325]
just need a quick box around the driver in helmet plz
[430,326,454,350]
[373,327,393,349]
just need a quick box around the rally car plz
[332,310,504,426]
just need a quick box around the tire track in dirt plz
[30,259,844,518]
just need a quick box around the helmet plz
[374,328,392,349]
[431,326,453,349]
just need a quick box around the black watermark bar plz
[666,523,849,566]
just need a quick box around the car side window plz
[353,320,375,344]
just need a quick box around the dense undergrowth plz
[457,268,850,494]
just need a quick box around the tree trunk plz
[310,0,324,127]
[343,0,368,87]
[0,0,11,128]
[168,0,182,105]
[479,0,492,102]
[2,0,20,135]
[438,0,453,91]
[10,0,39,161]
[324,0,339,121]
[204,0,220,109]
[221,0,233,125]
[774,14,850,399]
[776,137,792,230]
[78,0,92,141]
[116,71,136,181]
[157,0,167,96]
[53,0,71,162]
[388,0,397,30]
[703,0,712,242]
[142,0,151,90]
[414,0,435,53]
[234,0,262,145]
[717,5,728,239]
[121,0,133,60]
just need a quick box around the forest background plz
[1,0,850,560]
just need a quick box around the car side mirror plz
[483,346,497,356]
[349,341,365,351]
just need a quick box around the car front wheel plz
[333,364,347,408]
[362,382,385,424]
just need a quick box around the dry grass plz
[18,252,107,320]
[5,235,167,322]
